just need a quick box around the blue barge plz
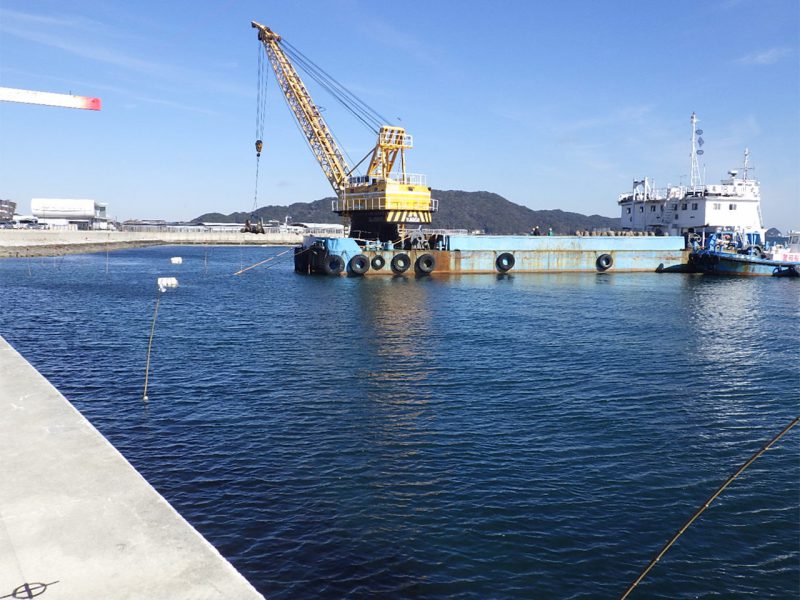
[294,234,688,275]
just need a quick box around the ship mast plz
[743,147,750,180]
[689,112,702,192]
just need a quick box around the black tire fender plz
[415,253,436,274]
[348,254,370,275]
[371,255,386,270]
[322,254,344,275]
[496,252,515,272]
[596,254,613,271]
[390,253,411,274]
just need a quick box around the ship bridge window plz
[692,203,698,210]
[626,207,631,214]
[729,203,737,210]
[671,204,677,210]
[713,203,721,210]
[681,203,687,210]
[650,205,656,212]
[639,206,644,212]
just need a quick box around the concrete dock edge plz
[0,335,265,599]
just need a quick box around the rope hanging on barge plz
[619,415,799,599]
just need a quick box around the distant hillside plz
[193,198,336,225]
[430,190,618,234]
[193,190,620,234]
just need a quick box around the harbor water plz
[0,246,797,599]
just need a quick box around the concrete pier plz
[0,335,264,599]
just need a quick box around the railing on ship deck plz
[332,197,439,213]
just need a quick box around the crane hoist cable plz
[281,41,381,131]
[253,39,269,213]
[275,37,398,177]
[280,39,390,133]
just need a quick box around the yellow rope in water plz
[619,415,799,599]
[142,291,162,402]
[233,247,295,276]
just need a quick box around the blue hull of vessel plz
[297,235,688,275]
[689,250,800,277]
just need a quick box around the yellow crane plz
[251,21,436,243]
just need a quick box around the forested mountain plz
[193,190,620,234]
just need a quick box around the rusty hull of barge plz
[295,235,689,275]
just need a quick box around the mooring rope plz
[141,291,162,402]
[619,415,799,599]
[233,246,297,276]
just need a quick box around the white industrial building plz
[31,198,112,230]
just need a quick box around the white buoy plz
[170,256,183,264]
[157,277,179,293]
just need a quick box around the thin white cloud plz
[714,114,762,149]
[330,0,446,70]
[735,47,793,66]
[556,105,655,134]
[0,7,103,30]
[0,7,251,98]
[2,25,173,76]
[489,103,655,137]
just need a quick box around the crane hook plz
[255,139,263,157]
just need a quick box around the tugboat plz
[688,230,800,277]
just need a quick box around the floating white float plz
[157,277,179,293]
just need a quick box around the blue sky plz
[1,0,798,228]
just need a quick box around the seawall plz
[0,335,265,599]
[0,229,304,258]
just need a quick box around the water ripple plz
[0,247,797,599]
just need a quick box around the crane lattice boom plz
[252,22,349,195]
[251,21,436,242]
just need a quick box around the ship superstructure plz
[618,114,765,240]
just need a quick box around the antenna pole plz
[743,148,750,180]
[689,113,701,192]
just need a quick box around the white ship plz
[618,113,766,243]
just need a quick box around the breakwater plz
[0,229,304,258]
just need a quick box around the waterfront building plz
[31,198,112,230]
[0,199,16,220]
